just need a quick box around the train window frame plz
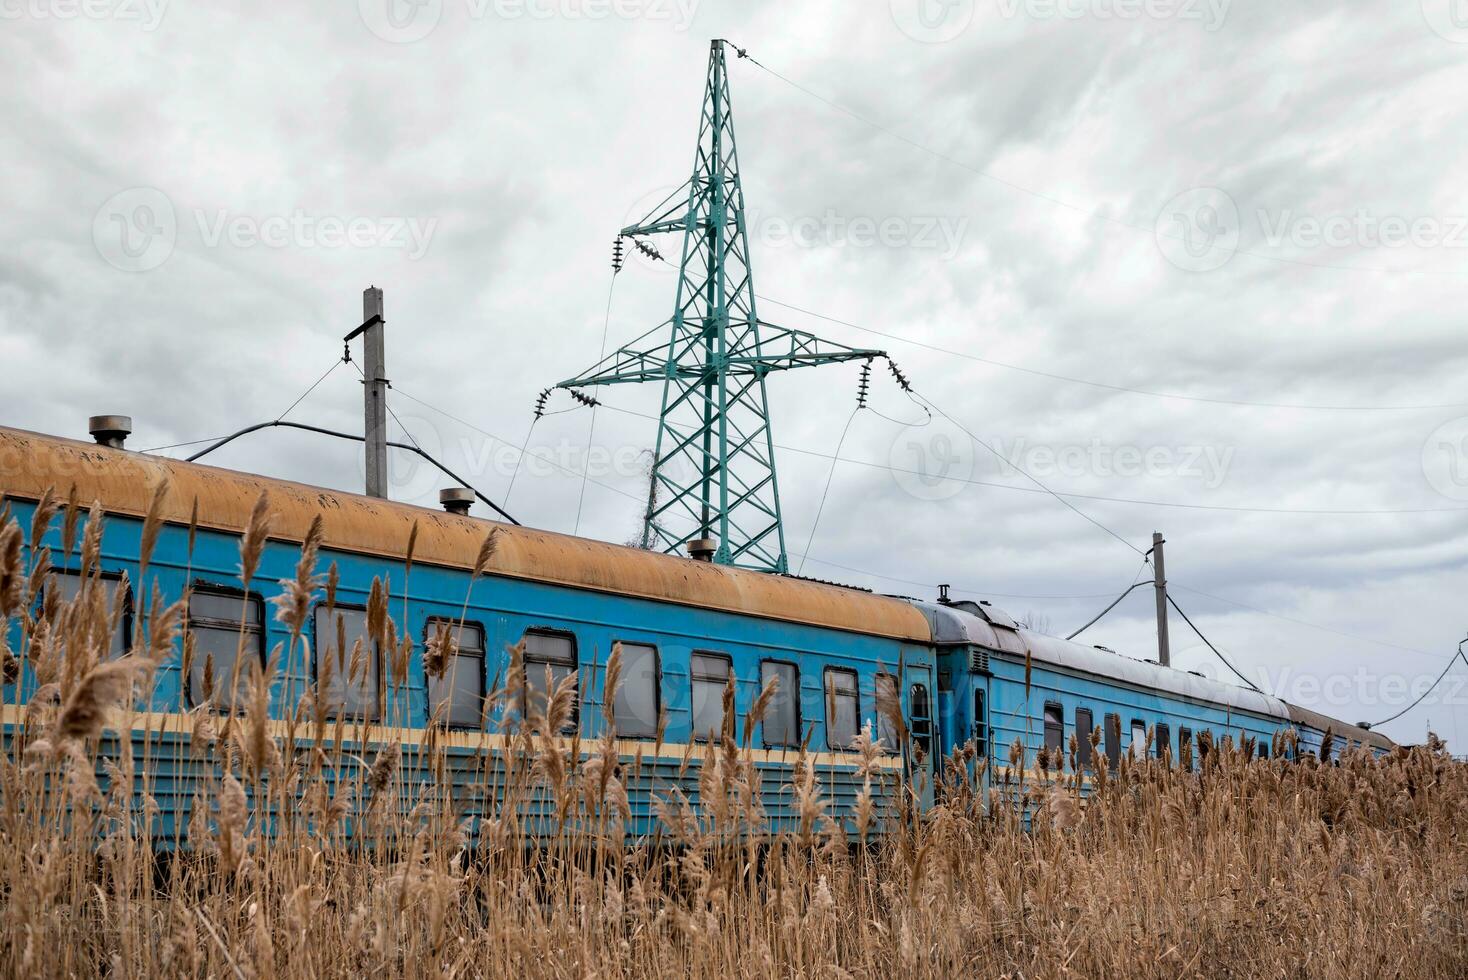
[823,666,860,751]
[520,628,580,734]
[690,651,733,743]
[1075,706,1094,770]
[909,681,934,769]
[1104,713,1121,770]
[1130,719,1148,759]
[973,688,988,760]
[423,617,486,731]
[186,583,267,712]
[1178,726,1193,767]
[1043,701,1064,755]
[760,659,801,749]
[45,568,134,659]
[312,603,382,722]
[875,670,900,754]
[611,640,660,739]
[1155,722,1171,761]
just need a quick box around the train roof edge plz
[0,425,931,643]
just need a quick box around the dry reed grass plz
[0,499,1464,978]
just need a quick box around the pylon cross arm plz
[557,323,883,389]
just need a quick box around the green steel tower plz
[556,40,883,572]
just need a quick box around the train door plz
[905,664,936,809]
[972,675,990,796]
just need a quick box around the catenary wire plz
[912,390,1144,555]
[796,406,860,576]
[575,272,620,535]
[757,294,1468,413]
[586,398,1468,515]
[1165,594,1265,693]
[1066,562,1154,640]
[1167,581,1450,660]
[141,355,347,454]
[1369,639,1468,728]
[612,189,1461,411]
[738,55,1459,279]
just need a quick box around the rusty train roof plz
[0,426,932,643]
[1283,703,1395,752]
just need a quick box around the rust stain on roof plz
[0,426,932,643]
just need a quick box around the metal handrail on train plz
[184,419,521,525]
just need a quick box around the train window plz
[187,587,265,710]
[1258,741,1269,760]
[1043,702,1064,754]
[875,671,900,753]
[760,660,800,748]
[973,689,988,759]
[1075,707,1094,770]
[613,642,659,739]
[313,605,380,721]
[1130,720,1147,759]
[824,668,860,750]
[690,652,732,742]
[1104,713,1121,770]
[47,569,131,658]
[521,629,578,733]
[424,618,485,729]
[1155,723,1171,761]
[1198,730,1212,761]
[909,682,933,765]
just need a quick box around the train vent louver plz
[969,646,990,673]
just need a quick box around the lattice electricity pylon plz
[555,39,884,572]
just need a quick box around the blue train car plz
[1,425,934,840]
[0,424,1389,843]
[904,597,1392,787]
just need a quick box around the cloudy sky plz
[3,0,1467,749]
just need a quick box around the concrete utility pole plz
[1152,531,1171,667]
[362,286,388,499]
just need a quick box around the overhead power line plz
[911,390,1144,555]
[1368,639,1468,728]
[1168,581,1450,660]
[1067,578,1152,641]
[740,56,1459,279]
[758,295,1468,413]
[1166,594,1265,694]
[592,396,1467,517]
[182,419,520,525]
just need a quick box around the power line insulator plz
[633,238,664,263]
[856,359,872,408]
[569,388,601,409]
[887,359,912,393]
[533,388,551,419]
[612,236,626,273]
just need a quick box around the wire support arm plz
[1066,581,1151,640]
[184,420,520,525]
[555,321,886,389]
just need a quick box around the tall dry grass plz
[0,495,1465,978]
